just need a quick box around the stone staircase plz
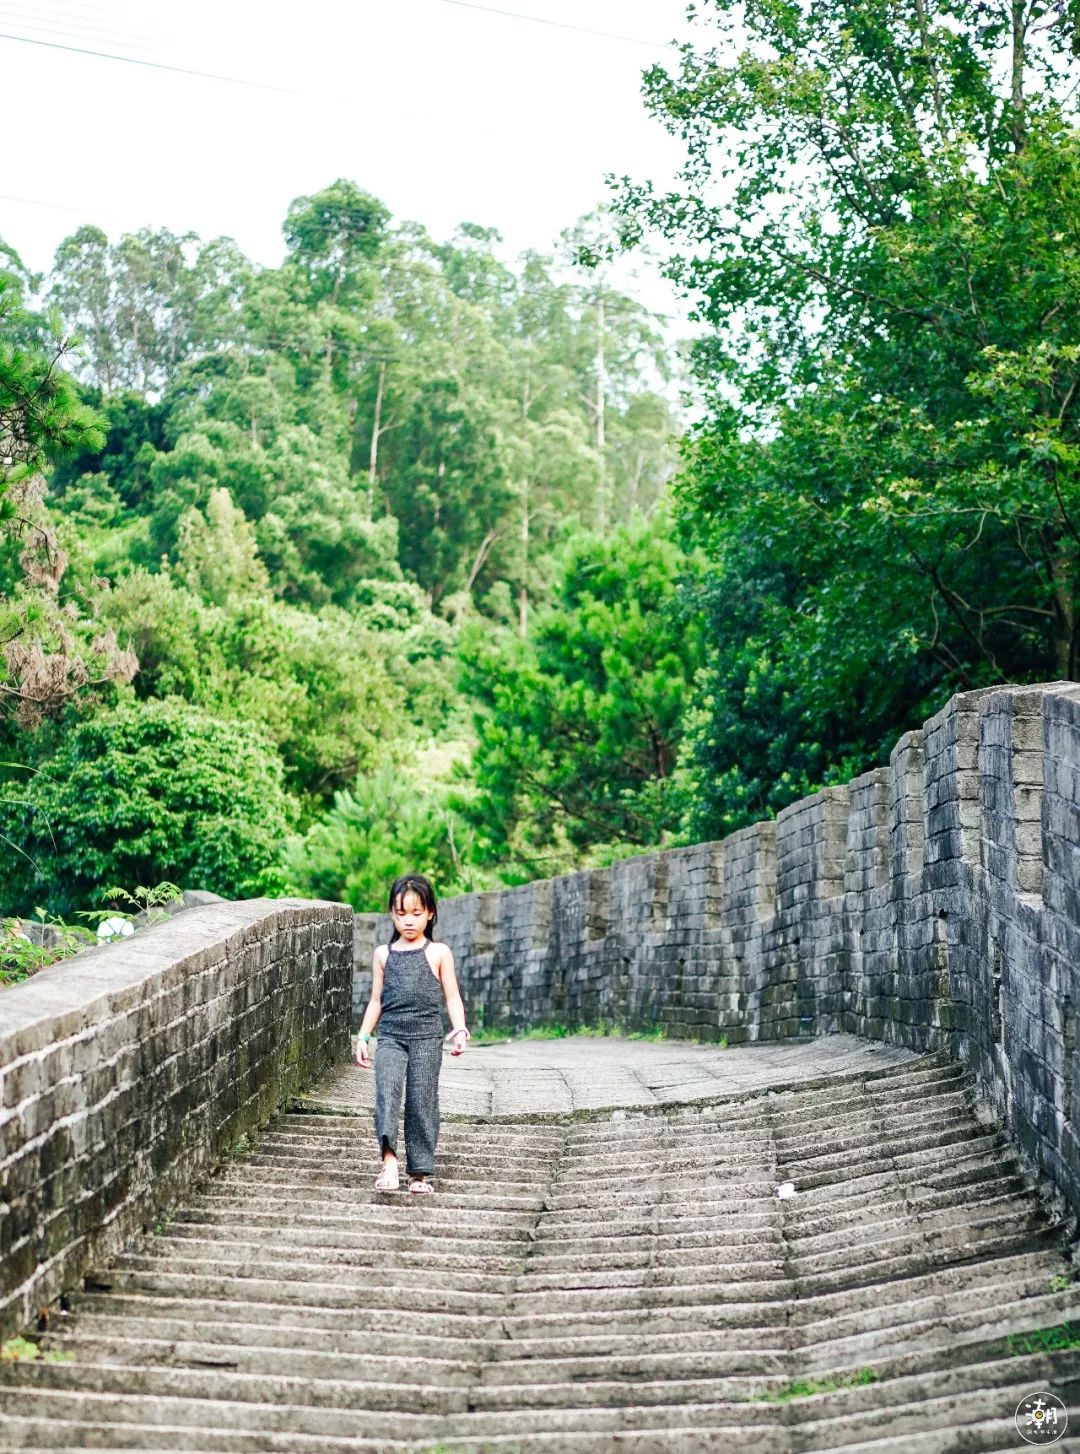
[3,1050,1080,1451]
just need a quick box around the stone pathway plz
[3,1037,1080,1451]
[304,1031,922,1118]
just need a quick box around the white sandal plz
[374,1163,400,1192]
[408,1177,434,1195]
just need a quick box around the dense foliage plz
[618,0,1080,835]
[0,187,685,911]
[0,699,291,915]
[5,0,1078,915]
[459,516,704,876]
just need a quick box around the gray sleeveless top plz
[378,939,444,1041]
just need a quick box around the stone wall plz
[0,898,352,1341]
[354,683,1080,1216]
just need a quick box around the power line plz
[0,4,152,50]
[0,192,90,214]
[0,28,297,91]
[440,0,680,51]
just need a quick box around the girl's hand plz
[448,1027,470,1058]
[354,1035,373,1069]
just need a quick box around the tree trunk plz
[368,360,387,502]
[1050,547,1077,678]
[1011,0,1028,151]
[519,479,529,639]
[465,529,497,594]
[595,292,604,526]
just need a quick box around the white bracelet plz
[446,1026,471,1042]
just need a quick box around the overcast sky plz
[2,0,707,321]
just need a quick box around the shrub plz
[0,698,294,915]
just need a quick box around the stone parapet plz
[0,898,352,1340]
[371,682,1080,1217]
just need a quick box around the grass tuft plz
[1,1336,73,1363]
[755,1368,878,1403]
[1004,1322,1080,1356]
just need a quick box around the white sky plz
[2,0,708,323]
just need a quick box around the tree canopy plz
[0,186,684,912]
[616,0,1080,835]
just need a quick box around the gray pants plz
[374,1034,443,1176]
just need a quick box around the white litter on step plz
[774,1181,796,1199]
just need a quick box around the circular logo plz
[1016,1392,1068,1444]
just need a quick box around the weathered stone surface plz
[351,682,1080,1222]
[0,898,352,1341]
[3,1044,1080,1452]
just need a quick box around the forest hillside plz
[3,0,1079,941]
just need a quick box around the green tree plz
[0,244,136,729]
[0,698,294,915]
[459,515,704,875]
[282,763,479,910]
[618,0,1080,834]
[48,227,247,395]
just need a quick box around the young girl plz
[353,873,469,1193]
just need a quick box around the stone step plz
[797,1286,1080,1371]
[85,1265,510,1313]
[537,1143,1010,1213]
[773,1099,976,1157]
[474,1281,1080,1364]
[768,1150,1019,1211]
[257,1153,560,1184]
[54,1311,488,1362]
[6,1042,1071,1454]
[215,1163,551,1198]
[783,1175,1032,1239]
[504,1229,1066,1309]
[522,1230,785,1266]
[770,1087,974,1137]
[513,1258,788,1291]
[0,1414,776,1454]
[42,1331,482,1386]
[475,1301,1080,1389]
[0,1386,446,1441]
[161,1215,532,1262]
[0,1360,471,1417]
[281,1113,564,1146]
[497,1249,1066,1335]
[523,1196,1041,1267]
[499,1298,794,1337]
[464,1347,1080,1413]
[776,1123,994,1181]
[790,1225,1068,1297]
[130,1232,529,1275]
[197,1181,546,1214]
[787,1251,1069,1327]
[184,1189,540,1226]
[784,1205,1049,1276]
[73,1291,499,1343]
[110,1250,523,1296]
[528,1164,1019,1234]
[783,1365,1080,1449]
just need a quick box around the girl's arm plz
[354,947,386,1067]
[438,946,469,1056]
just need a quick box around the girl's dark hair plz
[387,873,439,942]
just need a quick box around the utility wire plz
[0,28,297,91]
[440,0,680,50]
[0,4,152,49]
[0,192,91,214]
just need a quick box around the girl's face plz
[392,890,433,942]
